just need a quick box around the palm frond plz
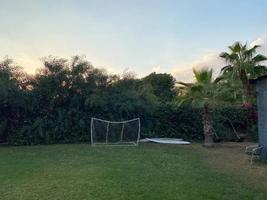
[229,42,242,53]
[252,54,267,63]
[219,52,230,60]
[176,81,193,87]
[193,68,213,84]
[244,45,260,59]
[176,67,236,109]
[220,65,232,72]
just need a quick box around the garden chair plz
[245,144,264,166]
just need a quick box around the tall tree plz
[220,42,267,104]
[0,58,30,143]
[142,73,176,103]
[177,68,235,147]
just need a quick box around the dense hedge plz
[142,105,257,142]
[4,105,256,145]
[0,57,257,145]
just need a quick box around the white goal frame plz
[90,117,140,146]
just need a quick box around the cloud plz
[172,52,224,82]
[251,33,267,46]
[15,54,43,74]
[11,54,121,76]
[250,34,267,67]
[152,66,161,73]
[251,34,267,56]
[172,34,267,82]
[171,68,194,82]
[251,37,265,46]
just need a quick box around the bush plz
[141,105,255,142]
[0,57,257,145]
[5,105,256,145]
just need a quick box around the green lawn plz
[0,143,267,200]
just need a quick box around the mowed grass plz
[0,143,267,200]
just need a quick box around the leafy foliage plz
[176,68,238,146]
[219,42,267,103]
[0,56,256,145]
[177,68,236,108]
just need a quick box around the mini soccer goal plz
[90,118,140,146]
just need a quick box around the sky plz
[0,0,267,81]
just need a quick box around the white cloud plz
[172,34,267,82]
[171,68,194,82]
[251,33,267,46]
[15,54,42,74]
[172,52,224,82]
[251,34,267,55]
[251,37,265,46]
[250,34,267,66]
[152,66,161,73]
[11,54,122,76]
[4,33,267,81]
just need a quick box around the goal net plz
[90,118,140,146]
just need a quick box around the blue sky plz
[1,0,267,80]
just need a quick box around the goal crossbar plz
[91,117,140,124]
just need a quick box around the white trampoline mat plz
[145,138,191,145]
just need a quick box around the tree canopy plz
[220,42,267,104]
[0,41,265,145]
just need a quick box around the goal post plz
[90,117,140,146]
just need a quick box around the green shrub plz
[0,57,257,145]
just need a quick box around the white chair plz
[245,144,264,166]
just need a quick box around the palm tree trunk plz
[239,68,255,138]
[239,69,252,104]
[202,105,214,147]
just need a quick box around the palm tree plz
[177,68,235,147]
[220,42,267,104]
